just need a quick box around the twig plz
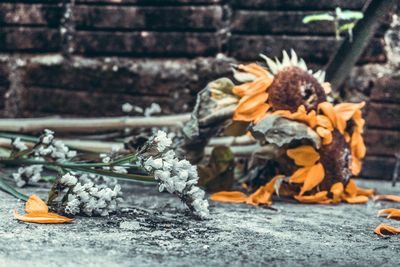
[0,114,191,133]
[208,135,256,146]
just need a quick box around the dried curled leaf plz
[250,115,321,148]
[378,208,400,220]
[287,145,320,166]
[374,223,400,236]
[13,194,73,224]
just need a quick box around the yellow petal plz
[25,194,48,214]
[344,179,357,197]
[294,191,330,204]
[210,191,248,203]
[322,82,332,94]
[334,102,365,121]
[238,63,271,78]
[351,155,362,176]
[286,145,320,167]
[330,182,344,203]
[374,223,400,236]
[351,130,366,159]
[246,175,282,206]
[343,195,369,204]
[299,163,325,196]
[316,126,333,145]
[317,115,334,130]
[318,102,336,126]
[290,167,310,183]
[234,103,270,122]
[13,210,73,224]
[377,208,400,220]
[373,195,400,202]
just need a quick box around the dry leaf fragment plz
[373,195,400,202]
[374,223,400,236]
[13,194,73,224]
[378,208,400,220]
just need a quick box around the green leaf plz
[337,10,363,21]
[302,13,334,24]
[0,178,28,201]
[70,166,155,183]
[339,22,356,31]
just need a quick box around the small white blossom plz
[60,173,123,217]
[140,131,209,219]
[154,130,172,152]
[12,138,28,151]
[144,103,161,117]
[12,165,43,187]
[60,173,78,186]
[41,129,54,144]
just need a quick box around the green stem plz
[0,158,154,183]
[0,178,28,201]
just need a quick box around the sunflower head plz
[261,50,327,113]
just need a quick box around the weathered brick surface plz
[73,32,220,57]
[366,103,400,130]
[74,6,223,31]
[364,129,400,157]
[21,56,233,95]
[76,0,222,4]
[232,0,367,10]
[23,87,191,116]
[0,28,61,52]
[229,35,386,63]
[0,3,62,27]
[361,156,396,180]
[370,75,400,103]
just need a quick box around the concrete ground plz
[0,179,399,267]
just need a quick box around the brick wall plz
[0,0,398,180]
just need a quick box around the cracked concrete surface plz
[0,179,399,267]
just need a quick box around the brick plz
[228,35,339,63]
[364,129,400,157]
[228,35,386,64]
[76,0,221,5]
[74,6,223,31]
[361,156,396,180]
[73,32,220,57]
[0,3,62,27]
[232,11,335,35]
[232,0,367,10]
[22,56,234,95]
[23,87,192,116]
[370,75,400,103]
[366,102,400,130]
[0,28,61,52]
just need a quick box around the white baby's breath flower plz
[144,103,161,117]
[60,173,78,186]
[59,172,123,217]
[12,165,43,187]
[12,138,28,151]
[154,130,172,152]
[140,130,209,219]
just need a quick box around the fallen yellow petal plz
[25,194,48,214]
[377,208,400,220]
[330,182,344,203]
[373,195,400,202]
[334,102,365,122]
[294,191,330,204]
[343,195,369,204]
[13,194,74,224]
[289,167,310,183]
[287,145,320,167]
[210,191,248,203]
[374,223,400,236]
[299,163,325,196]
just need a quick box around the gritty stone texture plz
[0,179,399,267]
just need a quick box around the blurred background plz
[0,0,398,181]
